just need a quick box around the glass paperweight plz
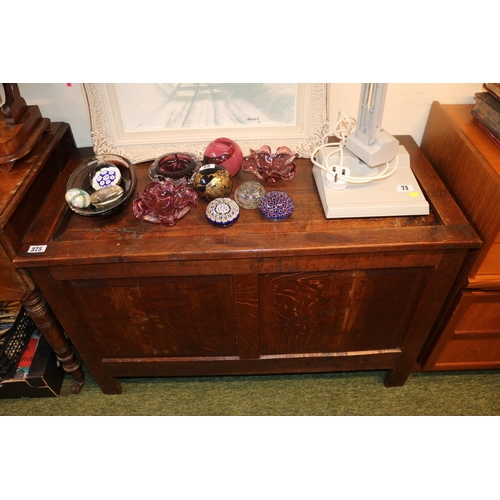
[259,190,294,221]
[90,185,124,208]
[132,180,199,226]
[91,164,121,190]
[206,197,240,227]
[234,181,266,209]
[193,164,233,201]
[242,145,298,182]
[65,188,91,209]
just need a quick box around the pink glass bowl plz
[132,180,199,226]
[203,137,243,177]
[242,145,298,182]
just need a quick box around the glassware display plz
[203,137,243,177]
[65,154,137,217]
[132,180,199,226]
[242,145,298,182]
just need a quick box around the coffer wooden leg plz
[22,287,85,394]
[94,376,122,395]
[384,368,410,387]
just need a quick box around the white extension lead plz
[310,112,398,190]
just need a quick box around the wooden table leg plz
[22,287,85,394]
[384,368,410,387]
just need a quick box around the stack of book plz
[472,84,500,147]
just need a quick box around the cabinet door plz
[259,267,429,355]
[424,291,500,370]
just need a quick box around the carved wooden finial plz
[1,83,28,124]
[0,83,49,171]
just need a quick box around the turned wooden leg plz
[22,287,85,394]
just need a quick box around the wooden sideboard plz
[418,103,500,371]
[1,122,85,392]
[14,136,480,394]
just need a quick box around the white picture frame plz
[82,83,329,163]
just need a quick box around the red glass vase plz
[203,137,243,177]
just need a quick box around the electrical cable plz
[310,111,398,185]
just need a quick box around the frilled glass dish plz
[242,145,298,182]
[149,152,200,182]
[132,180,199,226]
[65,154,137,217]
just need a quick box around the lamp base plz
[313,145,429,219]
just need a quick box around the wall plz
[17,83,483,149]
[328,83,482,145]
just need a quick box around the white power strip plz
[312,145,430,219]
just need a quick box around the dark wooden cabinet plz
[418,103,500,371]
[14,136,480,394]
[0,122,85,392]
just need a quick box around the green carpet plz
[1,367,499,416]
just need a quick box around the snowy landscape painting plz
[114,83,297,130]
[83,83,328,162]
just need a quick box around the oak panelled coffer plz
[14,135,480,394]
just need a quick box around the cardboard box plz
[0,332,64,398]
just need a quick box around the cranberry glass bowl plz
[133,180,199,226]
[242,145,298,182]
[149,152,199,182]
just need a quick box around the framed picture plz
[82,83,329,163]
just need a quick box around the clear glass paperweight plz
[234,181,266,209]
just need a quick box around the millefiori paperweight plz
[205,197,240,227]
[259,190,294,221]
